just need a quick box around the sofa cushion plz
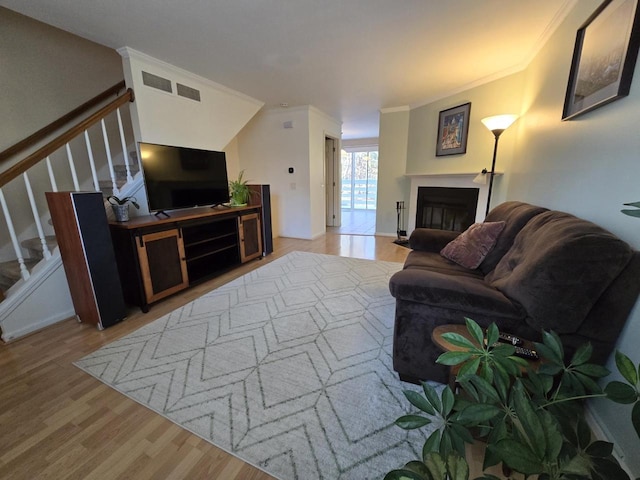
[404,250,485,278]
[486,211,633,334]
[440,221,506,269]
[479,201,548,274]
[409,228,460,252]
[389,268,524,319]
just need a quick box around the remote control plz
[513,346,539,360]
[498,332,523,346]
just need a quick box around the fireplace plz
[415,187,479,232]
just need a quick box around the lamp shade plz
[481,114,518,133]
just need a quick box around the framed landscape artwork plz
[436,102,471,156]
[562,0,640,120]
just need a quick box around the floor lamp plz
[480,114,518,216]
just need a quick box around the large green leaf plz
[486,323,499,348]
[573,371,603,394]
[422,382,442,412]
[437,351,473,366]
[616,350,638,386]
[405,461,434,479]
[621,209,640,218]
[442,387,455,416]
[623,201,640,208]
[592,457,632,480]
[585,440,613,458]
[404,390,436,415]
[423,453,447,480]
[570,342,593,366]
[456,403,501,423]
[466,375,500,404]
[605,381,638,404]
[441,332,477,350]
[513,387,546,459]
[576,417,591,450]
[539,408,563,460]
[492,439,544,475]
[422,430,441,458]
[456,357,481,378]
[537,331,564,364]
[562,453,592,477]
[396,415,432,429]
[384,469,428,480]
[464,317,485,347]
[574,363,610,378]
[447,454,470,480]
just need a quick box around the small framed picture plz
[436,102,471,156]
[562,0,640,120]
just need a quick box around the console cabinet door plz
[238,213,262,263]
[137,229,189,304]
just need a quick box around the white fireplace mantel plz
[405,172,503,234]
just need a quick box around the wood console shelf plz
[110,205,262,312]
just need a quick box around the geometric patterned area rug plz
[75,251,435,479]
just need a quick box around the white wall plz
[237,106,340,239]
[509,1,640,473]
[308,107,342,238]
[0,7,124,155]
[119,47,263,152]
[376,107,410,235]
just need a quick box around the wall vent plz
[142,71,172,93]
[177,83,201,102]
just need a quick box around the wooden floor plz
[0,234,411,479]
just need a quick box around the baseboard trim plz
[2,309,76,342]
[585,403,633,477]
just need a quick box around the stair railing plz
[0,83,135,284]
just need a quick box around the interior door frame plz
[325,135,341,227]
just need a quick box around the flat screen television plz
[138,142,230,212]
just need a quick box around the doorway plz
[336,145,378,235]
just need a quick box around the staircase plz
[0,82,139,341]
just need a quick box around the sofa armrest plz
[409,228,460,252]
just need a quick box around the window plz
[340,148,378,210]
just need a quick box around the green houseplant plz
[385,318,640,480]
[229,170,251,206]
[107,195,140,222]
[621,201,640,218]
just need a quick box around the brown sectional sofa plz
[389,201,640,384]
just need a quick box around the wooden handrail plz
[0,81,127,164]
[0,88,135,189]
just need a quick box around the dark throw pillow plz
[440,221,506,269]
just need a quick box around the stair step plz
[0,258,40,290]
[113,164,140,176]
[21,236,57,261]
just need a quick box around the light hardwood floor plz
[0,234,411,479]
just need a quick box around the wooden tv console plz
[109,204,263,312]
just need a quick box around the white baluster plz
[23,172,51,260]
[116,108,133,183]
[84,130,100,191]
[0,188,30,281]
[101,118,119,196]
[46,156,58,192]
[65,143,80,191]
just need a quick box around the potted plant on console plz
[229,170,251,207]
[107,195,140,222]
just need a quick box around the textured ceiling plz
[1,0,575,139]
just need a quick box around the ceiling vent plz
[177,83,201,102]
[142,71,172,93]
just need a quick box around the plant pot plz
[112,204,130,222]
